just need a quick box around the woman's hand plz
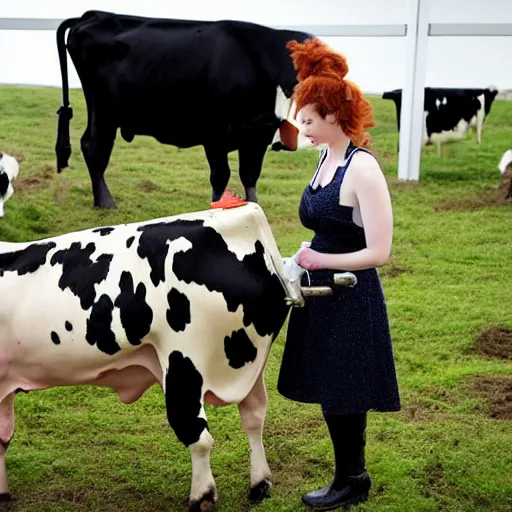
[296,247,327,270]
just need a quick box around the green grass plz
[1,84,511,511]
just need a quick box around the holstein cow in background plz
[0,197,313,510]
[498,149,512,199]
[55,10,311,208]
[0,153,19,218]
[382,87,498,156]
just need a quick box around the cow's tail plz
[55,17,80,173]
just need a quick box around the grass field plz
[0,85,511,512]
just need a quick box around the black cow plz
[382,87,498,155]
[55,10,310,208]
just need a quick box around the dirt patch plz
[497,164,512,199]
[375,150,399,161]
[469,326,512,360]
[421,462,451,498]
[138,180,161,193]
[403,372,512,422]
[469,375,512,420]
[379,255,411,278]
[386,177,420,192]
[433,167,512,212]
[10,152,25,162]
[15,486,176,512]
[16,165,54,194]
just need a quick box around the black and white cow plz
[498,149,512,198]
[0,153,19,218]
[0,199,311,510]
[382,87,498,155]
[55,10,310,208]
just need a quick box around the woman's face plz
[298,104,338,146]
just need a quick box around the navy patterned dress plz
[277,142,401,414]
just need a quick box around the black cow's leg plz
[164,351,217,511]
[80,115,117,209]
[204,144,231,202]
[238,139,268,203]
[0,393,15,501]
[237,371,272,503]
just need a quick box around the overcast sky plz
[1,0,511,92]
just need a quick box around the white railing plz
[1,0,510,181]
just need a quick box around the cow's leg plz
[0,184,14,217]
[0,393,15,501]
[476,110,485,145]
[238,371,272,503]
[164,351,216,511]
[238,140,268,203]
[204,145,231,203]
[436,141,442,157]
[476,94,486,145]
[3,183,14,204]
[80,114,117,209]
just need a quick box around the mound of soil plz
[470,375,512,420]
[16,165,54,194]
[471,326,512,360]
[434,167,512,212]
[138,180,161,193]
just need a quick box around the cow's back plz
[0,203,290,404]
[66,11,289,146]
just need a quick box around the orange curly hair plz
[287,38,375,147]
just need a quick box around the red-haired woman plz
[277,39,401,511]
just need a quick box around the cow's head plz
[484,86,499,116]
[271,85,300,152]
[271,34,318,152]
[0,153,19,218]
[498,149,512,175]
[271,88,327,152]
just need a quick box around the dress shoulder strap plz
[342,144,376,172]
[310,148,328,186]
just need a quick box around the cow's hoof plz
[94,201,117,209]
[0,493,13,502]
[249,479,272,503]
[188,488,217,512]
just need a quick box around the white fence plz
[1,0,511,181]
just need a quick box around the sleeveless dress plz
[277,142,401,414]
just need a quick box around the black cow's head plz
[271,33,315,152]
[271,85,300,152]
[484,86,499,117]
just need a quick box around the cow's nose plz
[271,142,288,152]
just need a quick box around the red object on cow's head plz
[210,188,248,209]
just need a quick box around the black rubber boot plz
[302,412,371,510]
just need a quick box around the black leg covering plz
[301,411,371,510]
